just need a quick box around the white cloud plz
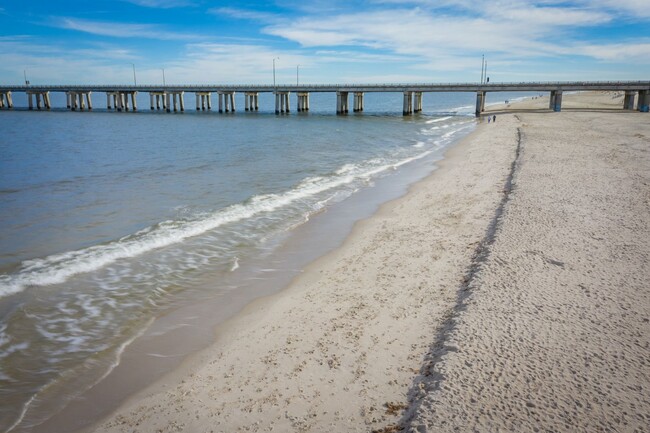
[52,17,201,40]
[121,0,195,8]
[209,7,282,22]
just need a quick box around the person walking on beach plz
[493,115,496,122]
[488,116,491,124]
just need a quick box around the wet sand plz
[93,92,650,432]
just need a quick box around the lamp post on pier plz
[132,64,137,86]
[296,64,300,85]
[162,68,166,86]
[273,57,279,89]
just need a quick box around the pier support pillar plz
[549,90,563,111]
[623,91,636,110]
[166,93,171,112]
[337,91,349,114]
[218,92,224,113]
[297,92,310,112]
[638,90,649,112]
[413,92,423,113]
[151,93,155,110]
[403,92,414,115]
[1,91,13,109]
[27,91,51,110]
[0,91,11,109]
[274,92,290,114]
[195,92,211,111]
[474,91,485,117]
[353,92,364,112]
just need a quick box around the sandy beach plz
[92,92,650,433]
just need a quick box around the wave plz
[0,146,444,298]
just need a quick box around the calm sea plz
[0,90,536,432]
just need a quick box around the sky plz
[0,0,649,85]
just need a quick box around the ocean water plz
[0,90,537,432]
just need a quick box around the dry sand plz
[93,92,650,433]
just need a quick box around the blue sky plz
[0,0,648,85]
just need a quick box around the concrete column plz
[150,94,155,110]
[549,91,556,110]
[638,90,649,112]
[284,92,289,113]
[44,92,52,110]
[404,92,413,115]
[255,93,259,110]
[196,94,200,110]
[230,93,235,112]
[165,93,171,112]
[481,92,486,112]
[274,93,280,114]
[0,95,4,109]
[207,93,212,110]
[131,92,137,111]
[245,94,250,111]
[624,91,636,110]
[77,93,84,110]
[553,91,563,112]
[28,93,33,110]
[475,91,484,117]
[115,93,122,112]
[36,93,43,110]
[6,92,13,108]
[179,92,184,112]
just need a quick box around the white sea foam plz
[425,116,452,124]
[0,146,444,298]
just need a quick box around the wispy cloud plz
[51,17,201,40]
[209,7,282,23]
[120,0,195,8]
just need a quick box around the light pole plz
[273,57,279,88]
[296,64,300,85]
[23,69,29,86]
[132,64,137,86]
[480,55,485,84]
[162,68,166,86]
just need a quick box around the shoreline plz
[25,113,476,433]
[90,101,519,432]
[54,91,650,432]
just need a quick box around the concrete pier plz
[623,91,636,110]
[353,92,364,112]
[149,92,167,111]
[403,91,414,115]
[244,92,258,111]
[297,92,310,112]
[107,91,136,111]
[549,90,563,112]
[218,91,235,113]
[274,92,290,114]
[0,91,13,109]
[66,91,92,111]
[27,91,52,110]
[638,90,649,112]
[336,91,349,114]
[413,92,423,113]
[475,91,486,117]
[196,92,212,111]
